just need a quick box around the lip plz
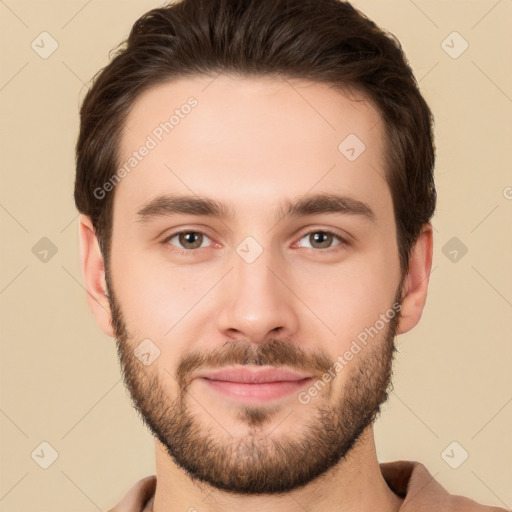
[195,366,314,403]
[196,366,314,383]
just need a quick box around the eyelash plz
[161,228,349,257]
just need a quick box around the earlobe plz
[78,214,115,338]
[396,224,434,335]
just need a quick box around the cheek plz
[110,249,217,348]
[297,246,400,345]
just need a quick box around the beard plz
[105,264,403,496]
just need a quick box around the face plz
[104,75,405,494]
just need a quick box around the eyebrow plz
[135,192,376,224]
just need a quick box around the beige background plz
[1,0,511,510]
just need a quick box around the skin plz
[79,75,433,512]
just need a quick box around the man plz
[75,0,508,510]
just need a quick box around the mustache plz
[175,338,334,390]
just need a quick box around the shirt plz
[108,460,510,511]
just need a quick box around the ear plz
[396,224,433,335]
[78,214,114,338]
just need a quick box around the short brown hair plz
[74,0,436,275]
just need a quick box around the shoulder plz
[107,475,157,512]
[380,459,509,512]
[445,492,509,512]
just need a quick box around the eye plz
[163,230,213,254]
[295,229,347,252]
[161,227,349,257]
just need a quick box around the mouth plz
[195,366,315,403]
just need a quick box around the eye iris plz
[310,232,333,249]
[179,232,203,249]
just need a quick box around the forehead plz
[114,74,389,222]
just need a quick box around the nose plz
[216,244,300,344]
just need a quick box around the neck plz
[151,426,403,512]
